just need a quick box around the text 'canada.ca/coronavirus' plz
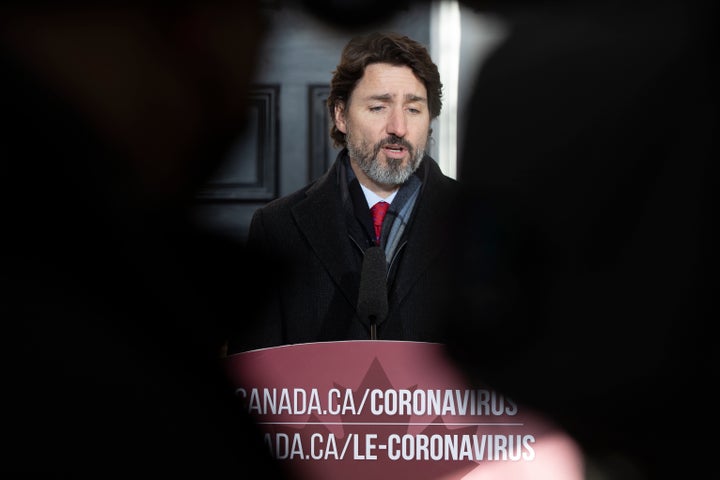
[235,388,518,417]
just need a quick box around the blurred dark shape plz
[296,0,415,29]
[1,2,290,476]
[443,0,718,478]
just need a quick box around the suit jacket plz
[229,150,461,352]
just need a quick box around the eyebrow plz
[366,93,427,104]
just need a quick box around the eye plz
[369,106,385,112]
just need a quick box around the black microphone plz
[356,246,388,340]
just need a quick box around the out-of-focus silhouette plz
[440,1,718,479]
[0,2,290,476]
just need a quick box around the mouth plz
[382,143,407,158]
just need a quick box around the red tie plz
[370,201,390,244]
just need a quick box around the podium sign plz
[225,341,583,479]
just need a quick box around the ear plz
[333,101,347,134]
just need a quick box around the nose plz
[386,107,407,138]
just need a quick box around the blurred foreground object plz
[444,1,718,478]
[1,2,290,476]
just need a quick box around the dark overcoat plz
[229,150,461,352]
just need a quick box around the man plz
[228,31,460,352]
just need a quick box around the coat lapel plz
[291,164,359,307]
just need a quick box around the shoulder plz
[259,156,344,214]
[421,155,460,189]
[255,184,311,215]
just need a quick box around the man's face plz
[335,62,430,186]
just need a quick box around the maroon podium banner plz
[225,341,583,480]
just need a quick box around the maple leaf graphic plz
[273,357,478,480]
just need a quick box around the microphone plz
[356,246,388,340]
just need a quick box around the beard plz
[346,133,426,186]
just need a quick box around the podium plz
[225,341,583,479]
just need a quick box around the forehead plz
[352,63,427,101]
